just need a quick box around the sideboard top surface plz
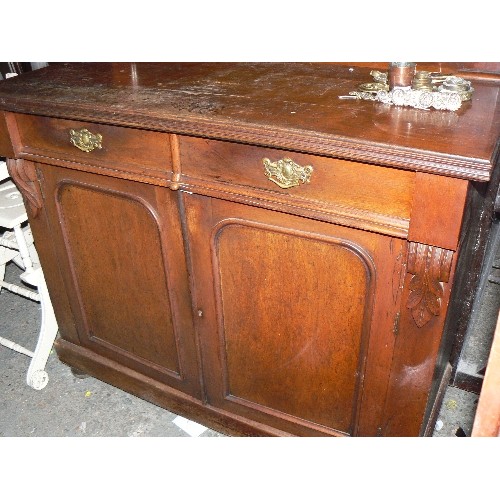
[0,62,499,181]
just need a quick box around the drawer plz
[179,136,415,228]
[13,114,173,175]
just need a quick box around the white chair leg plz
[1,219,58,389]
[0,335,34,356]
[25,269,58,390]
[13,223,34,273]
[0,279,40,301]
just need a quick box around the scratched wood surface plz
[1,63,499,437]
[0,62,499,181]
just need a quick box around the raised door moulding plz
[406,242,454,328]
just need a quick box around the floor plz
[0,262,224,438]
[0,252,498,438]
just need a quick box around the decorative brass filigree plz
[69,128,103,153]
[406,242,453,327]
[339,67,474,111]
[263,158,313,189]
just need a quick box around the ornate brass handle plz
[263,157,313,189]
[69,128,103,152]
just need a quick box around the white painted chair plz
[0,160,58,389]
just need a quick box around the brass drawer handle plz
[69,128,103,152]
[263,157,313,189]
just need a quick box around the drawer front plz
[179,136,414,233]
[14,114,173,175]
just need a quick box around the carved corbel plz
[406,242,454,328]
[6,158,43,218]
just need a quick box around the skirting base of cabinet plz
[54,338,297,437]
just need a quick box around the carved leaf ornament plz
[407,243,453,328]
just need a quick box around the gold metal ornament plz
[263,158,313,189]
[358,82,389,92]
[69,128,103,152]
[339,67,473,111]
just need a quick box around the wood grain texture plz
[14,113,173,177]
[178,135,413,238]
[408,172,469,250]
[6,158,42,217]
[58,184,182,373]
[382,243,458,436]
[54,338,295,436]
[38,165,201,396]
[217,221,372,434]
[0,63,498,181]
[1,63,498,437]
[183,194,406,436]
[406,243,453,328]
[0,111,14,157]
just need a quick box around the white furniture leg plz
[0,279,39,300]
[22,267,59,390]
[0,262,4,293]
[0,267,58,390]
[13,223,34,273]
[0,237,16,292]
[0,336,34,356]
[1,167,58,389]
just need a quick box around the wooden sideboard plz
[0,63,499,436]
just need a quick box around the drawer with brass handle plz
[178,135,414,236]
[12,113,173,177]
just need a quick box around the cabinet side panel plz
[57,182,181,374]
[408,172,469,251]
[214,221,372,434]
[5,160,82,345]
[381,244,457,436]
[0,111,14,157]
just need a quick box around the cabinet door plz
[184,194,406,436]
[37,164,201,398]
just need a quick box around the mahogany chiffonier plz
[0,63,498,436]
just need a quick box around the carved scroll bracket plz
[406,242,454,328]
[6,158,43,218]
